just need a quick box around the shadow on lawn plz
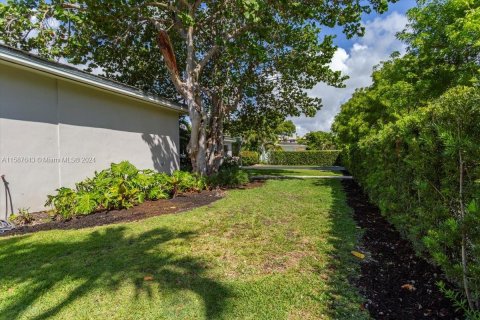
[0,227,230,319]
[245,169,301,176]
[310,179,367,319]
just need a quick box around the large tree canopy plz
[1,0,393,174]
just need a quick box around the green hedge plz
[338,87,480,311]
[268,150,341,166]
[240,151,260,166]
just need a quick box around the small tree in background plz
[275,120,296,141]
[299,131,337,150]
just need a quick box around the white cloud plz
[291,11,408,135]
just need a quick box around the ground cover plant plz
[45,161,207,219]
[207,168,250,188]
[0,179,368,320]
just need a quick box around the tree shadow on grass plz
[309,179,368,319]
[0,227,230,319]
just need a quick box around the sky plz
[291,0,416,135]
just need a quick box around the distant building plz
[277,133,307,151]
[277,142,307,152]
[223,136,234,157]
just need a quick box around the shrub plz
[339,87,480,312]
[268,150,340,166]
[220,156,241,170]
[46,161,206,219]
[208,168,249,188]
[8,208,33,225]
[170,170,206,196]
[240,151,260,166]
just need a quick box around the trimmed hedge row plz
[268,150,341,166]
[338,87,480,312]
[240,151,260,166]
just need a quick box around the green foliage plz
[335,86,480,312]
[332,1,480,311]
[207,168,249,188]
[8,208,33,225]
[298,131,337,150]
[220,156,241,170]
[170,170,206,197]
[46,161,206,219]
[268,150,340,166]
[240,151,260,166]
[275,120,296,139]
[438,281,480,319]
[45,187,78,219]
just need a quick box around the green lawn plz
[243,168,342,177]
[0,179,367,320]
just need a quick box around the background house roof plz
[0,44,187,114]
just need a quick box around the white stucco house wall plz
[0,45,186,217]
[278,142,307,152]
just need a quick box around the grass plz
[243,168,342,177]
[0,179,367,320]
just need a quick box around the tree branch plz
[195,25,250,76]
[62,3,84,10]
[195,45,219,76]
[193,0,203,12]
[179,0,191,9]
[145,2,180,14]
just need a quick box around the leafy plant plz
[170,171,206,197]
[8,207,33,225]
[208,168,249,188]
[335,86,480,313]
[240,151,260,166]
[221,156,241,170]
[46,187,78,219]
[45,162,208,219]
[438,281,480,320]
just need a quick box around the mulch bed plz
[342,178,463,319]
[2,181,264,237]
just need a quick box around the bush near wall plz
[46,161,207,219]
[240,151,260,166]
[268,150,341,166]
[340,87,480,314]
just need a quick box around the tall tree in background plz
[275,120,296,140]
[0,0,392,174]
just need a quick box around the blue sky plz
[325,0,416,50]
[292,0,417,134]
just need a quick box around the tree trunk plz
[206,93,226,175]
[155,26,220,175]
[187,95,208,175]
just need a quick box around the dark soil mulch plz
[342,178,463,319]
[2,181,264,237]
